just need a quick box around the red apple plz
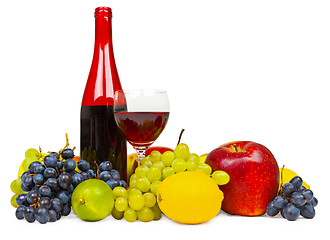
[145,146,173,156]
[205,141,279,216]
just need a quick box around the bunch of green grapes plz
[111,143,230,222]
[111,186,161,222]
[10,148,46,208]
[131,143,230,185]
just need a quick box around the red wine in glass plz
[114,90,170,163]
[114,111,169,148]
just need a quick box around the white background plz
[1,0,329,239]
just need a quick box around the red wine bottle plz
[81,7,127,181]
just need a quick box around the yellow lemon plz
[279,167,310,190]
[157,171,223,224]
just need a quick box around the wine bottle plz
[80,6,127,181]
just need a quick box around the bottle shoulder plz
[82,60,122,106]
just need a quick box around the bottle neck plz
[94,16,113,49]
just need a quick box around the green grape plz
[187,153,200,164]
[115,197,128,212]
[124,207,137,222]
[130,173,138,181]
[113,187,128,198]
[195,163,212,176]
[146,166,162,183]
[149,150,161,163]
[10,179,24,194]
[11,194,19,208]
[171,158,187,173]
[141,156,153,167]
[22,156,39,171]
[135,165,149,177]
[128,194,145,211]
[112,207,124,220]
[151,204,162,220]
[25,148,40,158]
[173,143,190,160]
[130,178,137,188]
[136,176,151,192]
[127,188,143,197]
[137,207,154,222]
[150,180,161,196]
[186,160,198,171]
[143,192,156,208]
[162,167,175,178]
[212,170,230,185]
[160,151,175,167]
[153,161,165,170]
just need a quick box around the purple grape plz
[23,206,35,223]
[273,195,288,209]
[290,192,306,207]
[33,173,44,185]
[44,156,58,168]
[58,172,72,189]
[27,190,40,204]
[99,161,112,172]
[302,189,313,203]
[99,171,112,182]
[311,197,318,207]
[282,183,295,196]
[300,203,315,219]
[282,203,300,221]
[72,173,84,187]
[78,160,90,172]
[35,207,49,224]
[266,201,280,216]
[16,206,25,220]
[43,168,57,179]
[63,159,76,172]
[61,148,74,159]
[48,209,57,222]
[289,176,303,190]
[39,185,52,197]
[16,193,29,206]
[51,198,63,213]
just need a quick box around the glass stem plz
[135,147,146,165]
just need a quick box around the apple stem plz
[233,144,238,152]
[177,129,185,146]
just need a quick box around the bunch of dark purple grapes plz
[16,147,127,224]
[266,176,318,221]
[15,148,87,223]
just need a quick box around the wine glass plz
[114,89,170,163]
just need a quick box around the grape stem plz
[278,165,285,196]
[59,133,70,154]
[94,161,100,178]
[177,129,185,145]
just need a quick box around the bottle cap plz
[95,6,112,18]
